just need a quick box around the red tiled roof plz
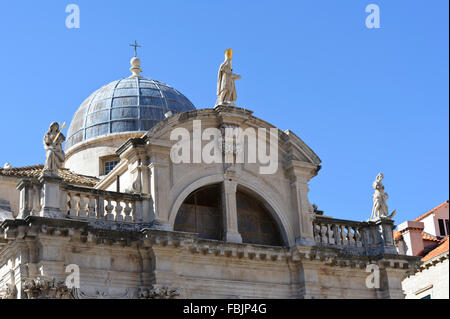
[422,236,449,261]
[414,200,449,222]
[0,164,98,187]
[394,230,441,242]
[422,232,441,242]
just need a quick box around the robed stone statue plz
[370,173,396,220]
[43,122,65,172]
[216,48,242,106]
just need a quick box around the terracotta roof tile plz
[0,164,98,187]
[422,232,441,242]
[394,230,441,242]
[422,236,449,261]
[414,200,449,222]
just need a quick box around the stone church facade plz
[0,53,419,299]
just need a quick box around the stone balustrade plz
[16,175,147,224]
[63,185,143,223]
[313,215,397,256]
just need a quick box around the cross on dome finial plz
[129,41,143,77]
[129,40,141,57]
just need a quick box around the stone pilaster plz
[221,168,242,243]
[287,161,319,245]
[16,179,35,219]
[148,146,171,230]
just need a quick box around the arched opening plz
[236,189,284,246]
[174,184,222,240]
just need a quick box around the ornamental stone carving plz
[22,277,73,299]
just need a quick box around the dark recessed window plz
[104,160,119,175]
[421,295,431,299]
[438,219,446,236]
[445,220,449,236]
[236,190,284,246]
[174,184,222,240]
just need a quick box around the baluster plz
[354,227,362,247]
[123,201,132,222]
[314,223,321,243]
[65,192,70,216]
[348,226,355,246]
[320,224,328,244]
[105,198,114,221]
[64,192,70,216]
[68,192,78,217]
[341,225,348,245]
[327,224,335,244]
[115,200,123,222]
[87,196,96,219]
[78,195,87,218]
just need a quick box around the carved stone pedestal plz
[38,171,64,219]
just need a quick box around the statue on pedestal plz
[43,122,65,172]
[216,48,242,106]
[370,173,396,220]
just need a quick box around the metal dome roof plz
[66,75,196,150]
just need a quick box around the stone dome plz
[66,69,196,150]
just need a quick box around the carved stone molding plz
[72,287,135,299]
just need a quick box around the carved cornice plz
[290,245,420,271]
[415,252,449,273]
[0,216,144,247]
[143,229,288,262]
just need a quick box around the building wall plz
[402,256,449,299]
[96,109,321,246]
[65,132,142,177]
[0,176,20,218]
[421,202,449,237]
[0,224,412,299]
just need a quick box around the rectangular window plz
[438,219,446,236]
[104,160,119,175]
[446,220,449,235]
[421,295,431,299]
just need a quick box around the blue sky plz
[0,0,448,223]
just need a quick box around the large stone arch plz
[168,172,294,246]
[168,173,224,227]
